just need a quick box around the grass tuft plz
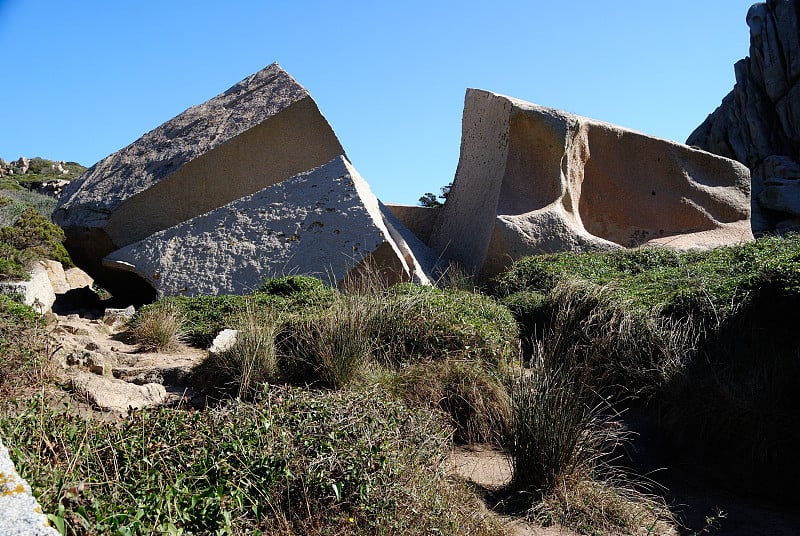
[129,300,186,352]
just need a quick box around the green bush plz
[0,189,58,220]
[0,295,48,396]
[494,236,800,499]
[0,388,499,535]
[0,207,73,268]
[147,276,335,348]
[377,284,518,366]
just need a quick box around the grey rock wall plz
[688,0,800,234]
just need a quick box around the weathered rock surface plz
[209,329,239,355]
[0,261,57,312]
[687,0,800,234]
[429,90,752,277]
[54,63,346,299]
[0,438,60,536]
[104,157,436,296]
[71,372,167,412]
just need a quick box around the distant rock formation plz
[55,64,436,299]
[687,0,800,234]
[415,90,752,278]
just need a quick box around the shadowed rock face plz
[687,0,800,234]
[427,90,752,278]
[54,63,346,300]
[103,157,436,297]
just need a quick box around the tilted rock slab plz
[429,90,752,278]
[104,156,436,296]
[687,0,800,234]
[54,63,345,298]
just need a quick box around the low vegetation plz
[1,388,499,536]
[4,230,800,534]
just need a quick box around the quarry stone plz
[54,63,346,298]
[687,0,800,234]
[104,157,437,296]
[429,90,752,277]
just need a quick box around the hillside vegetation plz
[1,230,799,534]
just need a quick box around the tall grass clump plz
[540,279,699,400]
[196,300,282,400]
[391,360,511,444]
[129,300,186,352]
[507,343,673,533]
[291,294,380,389]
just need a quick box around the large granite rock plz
[687,0,800,234]
[104,157,436,296]
[428,90,752,278]
[54,63,346,300]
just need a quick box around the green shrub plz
[494,236,800,499]
[155,276,335,348]
[377,284,518,366]
[0,189,58,220]
[0,295,49,396]
[0,207,73,267]
[0,388,499,535]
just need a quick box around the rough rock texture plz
[0,261,57,312]
[71,372,167,412]
[104,157,436,296]
[429,90,753,278]
[209,329,239,355]
[0,438,59,536]
[54,63,345,299]
[687,0,800,234]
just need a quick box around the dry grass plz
[391,360,511,445]
[199,300,282,400]
[129,300,186,352]
[292,295,381,389]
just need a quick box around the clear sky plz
[1,0,756,205]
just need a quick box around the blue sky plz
[1,1,755,205]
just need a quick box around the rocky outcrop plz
[428,90,752,278]
[0,260,94,314]
[687,0,800,234]
[104,157,436,295]
[54,63,348,300]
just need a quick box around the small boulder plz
[209,329,239,355]
[71,372,167,412]
[0,438,59,536]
